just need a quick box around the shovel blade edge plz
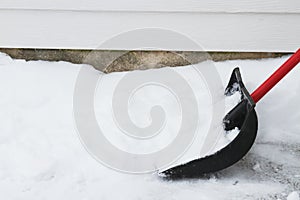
[160,68,258,179]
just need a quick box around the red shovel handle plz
[251,48,300,103]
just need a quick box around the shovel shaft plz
[251,48,300,103]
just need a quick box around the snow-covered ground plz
[0,52,299,199]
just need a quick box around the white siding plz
[0,0,299,52]
[1,0,299,13]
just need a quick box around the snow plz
[252,162,261,171]
[287,192,299,200]
[0,52,299,199]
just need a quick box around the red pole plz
[251,48,300,103]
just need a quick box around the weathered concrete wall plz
[0,48,287,73]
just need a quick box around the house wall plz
[0,0,299,52]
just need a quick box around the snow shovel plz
[161,48,300,179]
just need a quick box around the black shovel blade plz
[160,68,258,179]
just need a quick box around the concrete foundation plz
[0,48,287,73]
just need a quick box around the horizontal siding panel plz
[0,10,299,52]
[0,0,299,13]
